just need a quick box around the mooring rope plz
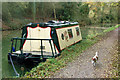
[8,53,20,77]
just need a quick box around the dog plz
[91,52,98,66]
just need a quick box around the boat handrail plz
[11,37,53,41]
[10,37,57,59]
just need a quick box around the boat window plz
[75,27,80,36]
[68,29,73,39]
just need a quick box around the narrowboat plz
[8,20,82,62]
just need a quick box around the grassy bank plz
[103,24,119,33]
[23,25,119,78]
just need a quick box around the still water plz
[2,30,37,78]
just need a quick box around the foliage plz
[2,2,118,30]
[2,2,27,21]
[56,2,81,21]
[87,2,118,25]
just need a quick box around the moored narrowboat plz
[8,20,82,63]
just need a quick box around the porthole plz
[61,33,64,40]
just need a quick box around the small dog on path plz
[92,52,98,66]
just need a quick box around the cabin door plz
[29,27,52,52]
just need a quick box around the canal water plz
[2,30,38,78]
[2,28,105,78]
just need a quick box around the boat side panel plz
[56,25,82,50]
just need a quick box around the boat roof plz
[23,20,79,29]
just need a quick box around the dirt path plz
[51,27,119,78]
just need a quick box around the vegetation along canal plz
[2,27,105,78]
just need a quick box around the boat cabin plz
[8,20,82,62]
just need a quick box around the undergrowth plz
[3,18,32,30]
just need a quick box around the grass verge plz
[23,24,120,78]
[103,24,119,33]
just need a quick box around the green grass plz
[21,24,120,78]
[103,24,119,33]
[85,24,120,39]
[80,27,104,39]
